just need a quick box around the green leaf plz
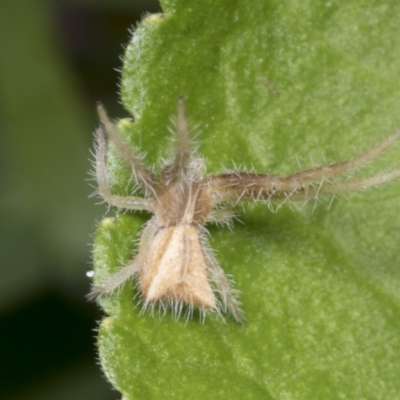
[93,1,400,398]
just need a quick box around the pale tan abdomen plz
[140,225,216,309]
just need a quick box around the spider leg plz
[97,103,160,196]
[95,127,155,211]
[88,221,158,299]
[87,256,142,300]
[287,128,400,183]
[201,236,245,324]
[206,207,236,227]
[285,168,400,200]
[212,167,400,203]
[162,97,194,184]
[206,129,400,205]
[206,172,302,204]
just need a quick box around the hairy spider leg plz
[95,126,154,211]
[87,220,159,299]
[287,128,400,183]
[201,237,245,324]
[97,103,160,197]
[162,96,193,185]
[207,129,400,204]
[285,168,400,200]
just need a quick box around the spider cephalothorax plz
[89,97,400,324]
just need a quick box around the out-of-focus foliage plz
[0,1,159,399]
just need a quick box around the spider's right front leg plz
[286,128,400,184]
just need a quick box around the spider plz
[89,97,400,324]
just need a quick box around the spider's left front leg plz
[97,103,161,198]
[94,126,155,212]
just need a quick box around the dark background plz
[0,1,161,399]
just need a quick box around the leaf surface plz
[93,1,400,398]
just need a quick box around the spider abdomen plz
[139,225,216,309]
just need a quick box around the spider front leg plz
[286,168,400,200]
[97,103,162,197]
[94,125,154,212]
[162,96,193,184]
[286,128,400,184]
[207,129,400,205]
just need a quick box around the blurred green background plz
[0,1,160,399]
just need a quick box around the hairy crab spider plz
[89,97,400,324]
